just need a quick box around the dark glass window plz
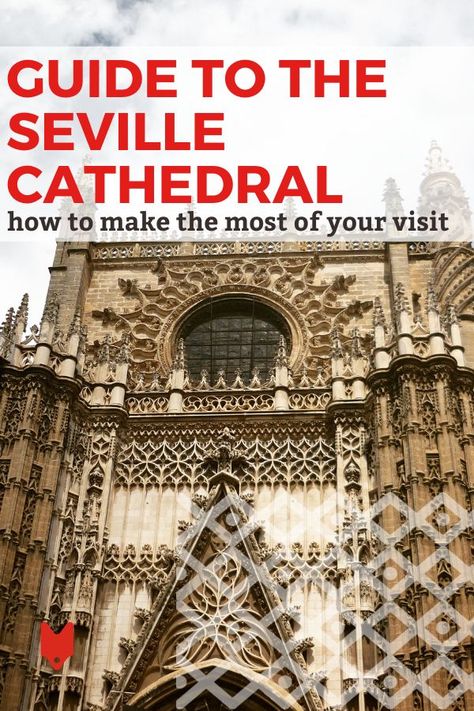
[180,298,290,384]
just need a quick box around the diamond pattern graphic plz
[172,485,473,710]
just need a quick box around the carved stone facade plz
[0,146,473,710]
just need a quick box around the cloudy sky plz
[2,0,474,46]
[1,1,473,326]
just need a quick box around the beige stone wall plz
[1,235,473,711]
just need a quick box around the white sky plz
[0,1,473,327]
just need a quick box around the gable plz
[104,477,324,711]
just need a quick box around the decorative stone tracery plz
[0,144,473,711]
[90,256,373,380]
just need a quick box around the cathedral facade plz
[0,145,473,711]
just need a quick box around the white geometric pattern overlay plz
[173,488,473,710]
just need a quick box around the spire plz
[15,293,29,328]
[373,296,386,328]
[425,281,445,356]
[419,141,471,240]
[11,293,29,353]
[41,292,60,327]
[67,310,82,338]
[383,178,404,217]
[1,307,15,336]
[393,282,411,315]
[372,297,391,368]
[393,283,414,354]
[423,140,452,176]
[0,307,15,359]
[39,292,60,344]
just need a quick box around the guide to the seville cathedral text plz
[0,3,473,711]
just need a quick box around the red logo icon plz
[40,622,75,670]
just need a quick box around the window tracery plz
[180,297,290,383]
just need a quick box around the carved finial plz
[16,293,29,326]
[41,292,60,326]
[424,140,452,176]
[249,367,261,388]
[294,636,315,654]
[218,426,234,446]
[205,427,245,486]
[0,307,16,359]
[373,297,386,327]
[214,369,227,389]
[133,372,145,391]
[173,338,186,370]
[164,369,173,390]
[117,332,131,363]
[150,372,161,391]
[1,307,15,338]
[394,283,411,314]
[182,369,192,389]
[197,369,210,390]
[78,325,88,352]
[445,304,458,325]
[314,364,328,386]
[275,335,288,368]
[350,327,363,358]
[331,326,344,358]
[52,328,67,352]
[383,178,404,216]
[299,364,311,387]
[231,368,245,389]
[67,310,82,337]
[427,281,440,313]
[267,370,276,387]
[118,637,136,655]
[97,334,112,364]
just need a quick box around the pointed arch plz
[127,658,308,711]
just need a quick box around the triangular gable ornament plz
[104,467,324,711]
